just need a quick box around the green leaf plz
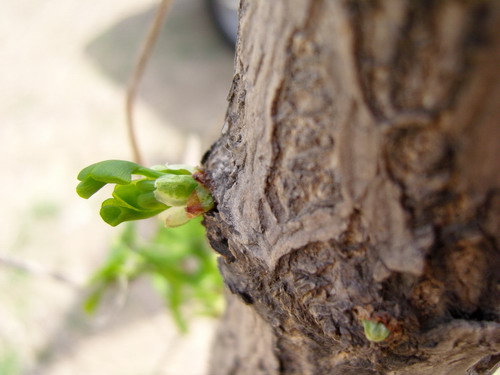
[112,180,167,211]
[76,177,106,199]
[100,198,165,226]
[151,164,196,175]
[77,160,164,198]
[135,179,156,191]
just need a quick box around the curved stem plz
[126,0,173,165]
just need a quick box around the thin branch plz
[126,0,173,165]
[0,254,82,289]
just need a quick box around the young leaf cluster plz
[84,218,223,331]
[76,160,214,227]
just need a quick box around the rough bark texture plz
[203,1,500,374]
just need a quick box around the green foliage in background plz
[84,217,223,331]
[0,344,21,375]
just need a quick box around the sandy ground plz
[0,0,234,374]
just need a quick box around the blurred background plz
[0,0,237,374]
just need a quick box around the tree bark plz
[203,1,500,374]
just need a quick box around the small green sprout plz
[362,319,391,342]
[77,160,214,227]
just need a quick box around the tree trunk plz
[202,1,500,374]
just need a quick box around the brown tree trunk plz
[203,1,500,374]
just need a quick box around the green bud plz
[362,320,391,342]
[154,175,198,207]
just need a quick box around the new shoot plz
[76,160,214,227]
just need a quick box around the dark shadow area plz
[85,0,235,140]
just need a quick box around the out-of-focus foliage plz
[84,217,223,331]
[0,344,21,375]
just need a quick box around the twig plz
[0,254,82,289]
[126,0,173,165]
